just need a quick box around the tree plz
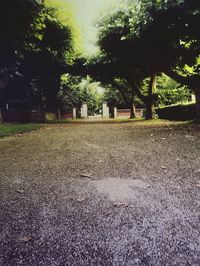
[156,74,191,106]
[102,78,141,118]
[87,52,146,118]
[132,0,200,119]
[0,0,77,114]
[57,74,83,112]
[96,6,157,119]
[103,79,143,115]
[58,74,102,115]
[80,78,102,115]
[95,0,200,120]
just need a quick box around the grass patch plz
[47,118,144,124]
[0,123,42,138]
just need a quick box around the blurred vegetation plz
[58,75,103,115]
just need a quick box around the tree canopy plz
[1,0,200,121]
[0,0,78,112]
[87,0,200,119]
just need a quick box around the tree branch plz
[164,68,200,90]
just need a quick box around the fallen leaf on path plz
[20,235,32,242]
[16,189,24,194]
[185,135,194,140]
[77,198,86,202]
[185,135,193,138]
[114,202,129,208]
[14,180,22,185]
[80,174,93,178]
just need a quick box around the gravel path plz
[0,121,200,265]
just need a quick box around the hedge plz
[156,103,196,121]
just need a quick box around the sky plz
[67,0,128,56]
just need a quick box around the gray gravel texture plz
[0,121,200,266]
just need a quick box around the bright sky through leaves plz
[66,0,128,56]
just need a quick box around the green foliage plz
[94,0,200,119]
[44,0,81,60]
[156,74,191,106]
[81,78,103,115]
[142,74,191,106]
[0,0,78,113]
[58,75,102,115]
[1,0,200,120]
[102,79,142,108]
[45,112,57,121]
[58,74,83,110]
[103,86,123,107]
[100,0,200,75]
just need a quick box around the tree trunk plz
[146,101,153,120]
[130,102,136,118]
[194,89,200,122]
[57,109,61,120]
[146,71,157,119]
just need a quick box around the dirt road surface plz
[0,121,200,265]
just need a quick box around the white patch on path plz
[92,178,148,203]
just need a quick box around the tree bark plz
[194,89,200,122]
[130,102,136,118]
[57,109,61,120]
[146,71,157,119]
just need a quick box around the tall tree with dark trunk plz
[87,54,145,118]
[146,70,157,119]
[0,0,76,114]
[137,0,200,120]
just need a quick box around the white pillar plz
[81,103,88,118]
[114,107,118,118]
[102,102,109,118]
[73,108,76,119]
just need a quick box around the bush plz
[156,104,196,121]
